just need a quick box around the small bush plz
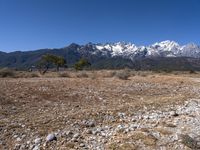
[14,72,40,78]
[189,70,196,74]
[30,73,40,78]
[115,71,130,80]
[138,72,148,77]
[163,69,173,73]
[90,73,97,80]
[76,72,89,78]
[58,72,71,77]
[180,134,200,149]
[103,71,116,78]
[74,58,91,70]
[0,69,16,78]
[153,70,162,73]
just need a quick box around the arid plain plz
[1,70,200,150]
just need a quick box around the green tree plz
[51,55,66,71]
[37,54,66,74]
[74,58,91,70]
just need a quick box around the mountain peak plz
[153,40,179,47]
[66,43,80,49]
[184,42,198,48]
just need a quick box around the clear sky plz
[0,0,200,52]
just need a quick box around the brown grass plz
[155,127,173,135]
[76,71,89,78]
[128,132,157,146]
[0,68,16,78]
[58,72,71,77]
[108,143,137,150]
[180,134,200,149]
[115,71,130,80]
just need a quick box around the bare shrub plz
[189,70,196,74]
[163,69,173,73]
[137,71,148,77]
[14,72,39,78]
[0,68,16,78]
[58,72,71,77]
[29,73,40,78]
[103,71,116,78]
[76,71,89,78]
[180,134,200,149]
[90,73,97,80]
[115,71,130,80]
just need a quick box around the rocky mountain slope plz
[1,41,200,70]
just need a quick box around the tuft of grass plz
[102,71,116,78]
[180,134,200,149]
[58,72,71,78]
[29,73,40,78]
[137,71,148,77]
[15,72,40,78]
[155,128,173,135]
[76,71,89,78]
[189,70,196,74]
[90,73,97,80]
[108,143,137,150]
[0,68,16,78]
[128,131,157,146]
[65,142,75,148]
[115,70,130,80]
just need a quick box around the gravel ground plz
[1,72,200,149]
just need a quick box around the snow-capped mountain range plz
[82,40,200,60]
[1,40,200,70]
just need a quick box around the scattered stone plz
[46,134,57,142]
[80,143,85,147]
[32,145,40,150]
[34,138,42,145]
[170,111,179,117]
[86,129,93,134]
[73,133,80,139]
[3,78,200,150]
[118,112,126,118]
[14,144,21,150]
[16,137,21,142]
[180,134,200,149]
[82,120,96,127]
[13,135,18,138]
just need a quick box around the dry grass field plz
[1,70,200,149]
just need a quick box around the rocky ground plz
[1,71,200,150]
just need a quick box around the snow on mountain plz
[95,42,138,56]
[90,40,200,59]
[146,40,181,57]
[152,40,180,51]
[179,43,200,58]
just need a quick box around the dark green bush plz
[74,58,91,70]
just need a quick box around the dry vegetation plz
[1,69,200,149]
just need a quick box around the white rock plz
[73,133,80,139]
[34,138,42,145]
[46,134,57,142]
[32,145,40,150]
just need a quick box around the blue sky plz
[0,0,200,52]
